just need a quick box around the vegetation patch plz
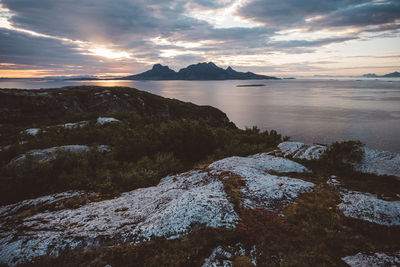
[9,192,115,221]
[217,171,246,212]
[236,183,399,266]
[292,140,400,198]
[266,169,326,184]
[19,229,240,267]
[0,116,283,204]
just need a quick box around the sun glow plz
[88,47,131,59]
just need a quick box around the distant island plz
[120,62,279,80]
[362,71,400,78]
[236,84,265,87]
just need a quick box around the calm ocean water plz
[1,78,400,152]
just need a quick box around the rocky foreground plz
[0,142,399,266]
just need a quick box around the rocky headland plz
[0,86,399,266]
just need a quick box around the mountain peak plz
[152,64,169,71]
[123,62,279,80]
[226,66,237,73]
[363,71,400,78]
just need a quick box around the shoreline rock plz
[277,141,400,178]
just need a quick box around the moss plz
[218,171,246,212]
[22,229,239,267]
[233,256,254,267]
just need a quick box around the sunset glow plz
[0,0,399,77]
[87,47,131,60]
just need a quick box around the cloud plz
[1,0,220,45]
[0,0,399,76]
[268,36,359,48]
[311,1,400,29]
[0,28,151,75]
[237,0,400,32]
[237,0,365,27]
[0,28,86,67]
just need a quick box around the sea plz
[1,78,399,152]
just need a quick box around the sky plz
[0,0,399,78]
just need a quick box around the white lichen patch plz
[0,170,238,266]
[10,145,111,164]
[96,117,121,125]
[202,243,257,267]
[202,246,234,267]
[59,121,89,129]
[342,251,400,267]
[209,154,315,210]
[339,190,400,226]
[22,128,41,136]
[354,147,400,178]
[209,153,311,174]
[277,141,327,160]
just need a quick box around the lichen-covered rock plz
[96,117,121,125]
[326,178,400,226]
[59,120,89,129]
[354,147,400,178]
[22,128,40,136]
[209,153,311,174]
[209,154,315,210]
[0,191,85,220]
[0,153,316,266]
[10,145,111,164]
[338,189,400,226]
[202,243,257,267]
[0,170,239,266]
[277,141,400,178]
[342,251,400,267]
[277,141,327,160]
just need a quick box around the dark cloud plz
[0,28,87,67]
[2,0,202,44]
[311,1,400,29]
[237,0,366,27]
[237,0,400,32]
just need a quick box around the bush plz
[299,140,365,177]
[0,116,284,204]
[325,140,364,164]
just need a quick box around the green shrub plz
[0,116,283,204]
[300,140,365,177]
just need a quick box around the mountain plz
[382,71,400,77]
[362,73,378,78]
[122,64,179,80]
[362,71,400,78]
[122,62,279,80]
